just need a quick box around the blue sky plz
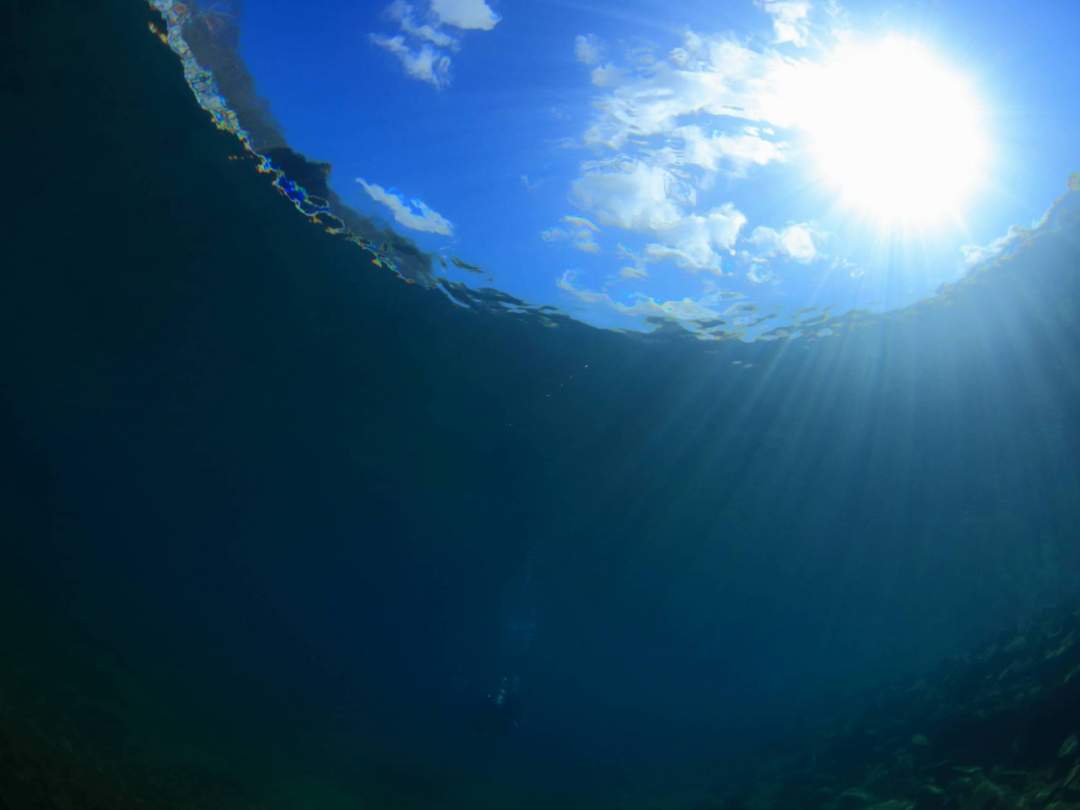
[234,0,1079,334]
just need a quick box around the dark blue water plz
[3,3,1080,808]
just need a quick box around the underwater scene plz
[3,1,1080,808]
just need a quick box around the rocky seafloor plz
[713,599,1080,810]
[3,600,1079,809]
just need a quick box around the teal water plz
[2,3,1080,808]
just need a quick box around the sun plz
[801,37,990,227]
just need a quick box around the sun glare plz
[803,37,990,227]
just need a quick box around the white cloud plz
[563,215,598,231]
[431,0,500,31]
[541,215,601,253]
[643,204,747,274]
[755,1,812,47]
[590,64,622,87]
[575,34,602,65]
[357,178,454,236]
[385,1,457,48]
[561,21,839,299]
[370,34,451,88]
[570,159,691,232]
[372,0,499,88]
[747,261,777,284]
[581,33,809,150]
[749,223,817,262]
[673,125,786,174]
[568,158,749,275]
[616,244,649,279]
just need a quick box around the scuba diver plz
[479,673,523,735]
[477,547,537,736]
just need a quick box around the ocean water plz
[3,2,1080,809]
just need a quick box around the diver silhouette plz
[480,673,523,735]
[478,548,537,735]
